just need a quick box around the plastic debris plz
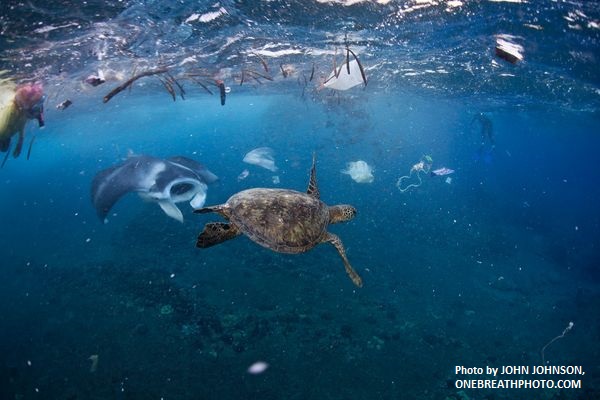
[341,160,374,183]
[56,99,72,110]
[247,361,269,374]
[495,37,524,64]
[243,147,278,172]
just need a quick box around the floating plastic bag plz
[341,160,374,183]
[243,147,278,172]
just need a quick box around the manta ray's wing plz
[92,155,216,223]
[91,156,164,220]
[167,156,219,183]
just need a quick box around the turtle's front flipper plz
[323,232,363,287]
[197,222,240,248]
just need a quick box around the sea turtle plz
[194,155,363,287]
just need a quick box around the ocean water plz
[1,1,599,399]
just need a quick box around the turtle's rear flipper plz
[323,232,363,287]
[197,222,240,248]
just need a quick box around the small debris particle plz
[247,361,269,374]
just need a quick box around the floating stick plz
[333,48,341,79]
[246,69,273,81]
[343,34,351,75]
[158,77,176,101]
[166,73,185,100]
[346,48,351,75]
[251,52,269,73]
[103,67,169,103]
[347,48,367,86]
[300,74,308,98]
[240,69,273,86]
[187,76,214,95]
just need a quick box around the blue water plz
[1,1,599,399]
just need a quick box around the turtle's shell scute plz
[227,188,329,253]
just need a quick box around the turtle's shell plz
[226,188,329,253]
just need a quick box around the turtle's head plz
[329,205,356,224]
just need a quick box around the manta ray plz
[91,155,218,223]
